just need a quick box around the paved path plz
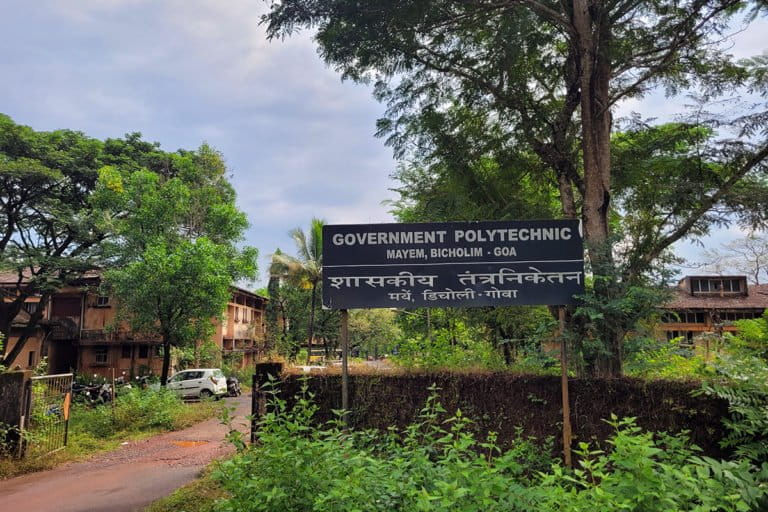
[0,394,251,512]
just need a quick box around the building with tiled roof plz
[2,269,268,376]
[659,275,768,343]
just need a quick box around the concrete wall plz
[0,371,31,456]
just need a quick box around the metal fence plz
[25,373,73,456]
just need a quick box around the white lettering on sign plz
[429,247,483,258]
[453,227,571,243]
[386,248,427,259]
[332,230,448,246]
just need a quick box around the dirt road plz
[0,394,251,512]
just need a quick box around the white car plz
[166,368,227,399]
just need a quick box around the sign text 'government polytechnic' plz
[322,220,584,309]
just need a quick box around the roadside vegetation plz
[209,381,767,512]
[0,388,221,479]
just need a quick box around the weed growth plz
[214,384,766,511]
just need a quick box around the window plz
[28,351,35,367]
[138,345,149,359]
[121,345,132,359]
[94,346,108,364]
[234,307,239,322]
[96,295,110,307]
[23,302,38,314]
[692,279,709,293]
[661,312,677,323]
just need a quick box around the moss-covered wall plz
[279,373,729,457]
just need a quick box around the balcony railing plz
[79,329,162,344]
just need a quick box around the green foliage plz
[102,156,258,382]
[730,313,768,360]
[394,321,504,371]
[214,386,766,511]
[699,355,768,464]
[263,1,768,379]
[570,245,675,377]
[72,387,218,438]
[348,308,401,358]
[270,218,326,364]
[173,340,222,370]
[0,115,129,366]
[624,337,710,380]
[538,415,767,511]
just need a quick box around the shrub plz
[394,325,505,371]
[73,387,214,438]
[214,385,766,512]
[698,355,768,464]
[624,336,709,379]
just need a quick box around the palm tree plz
[270,218,324,365]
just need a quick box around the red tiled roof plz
[0,268,102,285]
[663,283,768,310]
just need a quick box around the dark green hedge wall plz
[278,373,729,457]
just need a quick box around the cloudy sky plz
[1,1,765,285]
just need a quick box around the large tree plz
[0,116,154,367]
[101,152,257,384]
[264,1,768,376]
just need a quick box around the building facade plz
[659,275,768,343]
[2,272,267,377]
[215,287,268,370]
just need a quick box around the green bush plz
[214,385,766,512]
[698,355,768,464]
[73,388,198,438]
[624,336,710,379]
[394,324,505,371]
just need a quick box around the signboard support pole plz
[559,306,572,468]
[341,309,350,426]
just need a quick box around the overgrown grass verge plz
[143,464,229,512]
[0,388,221,480]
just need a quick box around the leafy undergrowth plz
[213,384,768,512]
[0,388,221,479]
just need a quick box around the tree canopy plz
[101,151,257,384]
[0,115,157,366]
[264,0,768,375]
[270,218,326,364]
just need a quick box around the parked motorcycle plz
[72,379,112,405]
[226,376,242,397]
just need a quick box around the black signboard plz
[322,220,584,309]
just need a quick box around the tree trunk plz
[160,337,172,385]
[572,0,622,377]
[501,340,513,366]
[1,293,50,368]
[306,282,317,365]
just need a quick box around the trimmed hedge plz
[279,373,729,457]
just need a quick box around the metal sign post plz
[559,307,572,468]
[324,220,584,466]
[340,309,350,426]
